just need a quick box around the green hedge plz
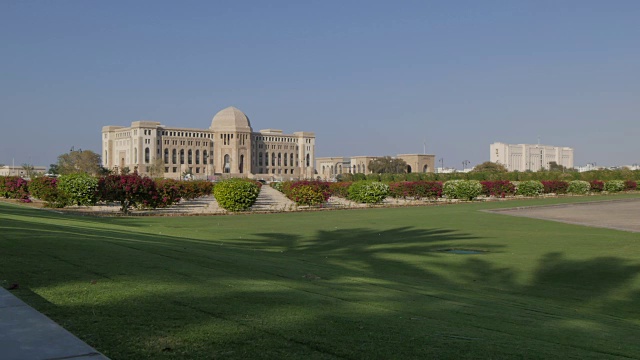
[515,180,543,197]
[604,180,625,192]
[58,173,98,206]
[567,180,591,195]
[213,179,260,211]
[443,180,482,200]
[347,181,389,204]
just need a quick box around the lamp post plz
[462,160,470,171]
[439,158,444,173]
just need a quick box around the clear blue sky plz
[1,1,639,169]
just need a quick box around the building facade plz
[316,154,435,180]
[102,106,316,180]
[0,165,46,177]
[490,142,574,172]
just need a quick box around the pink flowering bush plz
[98,174,159,213]
[388,181,443,200]
[541,180,569,194]
[589,180,604,193]
[28,176,67,207]
[480,180,516,197]
[0,176,30,202]
[328,182,351,197]
[624,180,637,191]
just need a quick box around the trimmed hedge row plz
[213,178,260,211]
[0,174,215,212]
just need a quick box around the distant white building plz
[0,165,46,177]
[490,142,574,172]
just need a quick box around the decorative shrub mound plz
[624,180,638,191]
[0,176,30,202]
[98,173,159,213]
[541,180,569,194]
[328,182,351,198]
[589,180,604,193]
[443,180,482,200]
[58,173,99,206]
[603,180,625,193]
[213,178,260,211]
[28,176,67,207]
[388,181,443,200]
[515,180,543,197]
[480,180,516,198]
[282,180,330,206]
[567,180,591,195]
[348,181,389,204]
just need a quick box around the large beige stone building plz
[316,154,435,180]
[102,106,316,180]
[490,142,574,171]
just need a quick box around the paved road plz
[490,198,640,233]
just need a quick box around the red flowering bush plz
[0,176,30,202]
[155,179,183,208]
[541,180,569,194]
[389,181,443,200]
[28,176,67,207]
[328,182,351,197]
[589,180,604,193]
[178,180,214,200]
[98,174,159,213]
[282,180,331,206]
[624,180,637,191]
[480,180,516,197]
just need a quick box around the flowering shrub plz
[155,179,183,208]
[567,180,591,195]
[589,180,604,193]
[443,180,482,200]
[98,174,159,213]
[328,182,351,198]
[541,180,569,194]
[213,178,260,211]
[480,180,516,198]
[28,176,67,207]
[347,181,389,204]
[58,173,99,206]
[178,180,214,200]
[388,181,443,199]
[515,180,543,197]
[282,181,330,206]
[0,176,30,202]
[624,180,637,191]
[603,180,625,193]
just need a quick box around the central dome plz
[210,106,252,132]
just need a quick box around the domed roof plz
[210,106,252,132]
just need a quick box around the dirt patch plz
[487,198,640,233]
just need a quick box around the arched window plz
[172,149,177,164]
[278,153,282,166]
[338,164,342,173]
[265,152,269,167]
[423,165,428,173]
[352,165,356,173]
[180,149,184,164]
[239,155,244,173]
[134,148,137,163]
[284,153,288,166]
[195,150,200,165]
[306,154,310,167]
[188,150,193,164]
[322,165,325,174]
[203,150,208,165]
[407,165,412,173]
[272,152,276,166]
[330,165,334,175]
[259,152,263,166]
[290,153,294,167]
[224,154,231,173]
[145,147,150,163]
[164,149,169,164]
[104,150,108,165]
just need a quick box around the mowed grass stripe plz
[2,195,640,359]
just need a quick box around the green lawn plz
[2,195,640,359]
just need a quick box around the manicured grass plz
[2,194,640,359]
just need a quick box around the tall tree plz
[149,158,165,178]
[471,161,508,173]
[56,149,102,175]
[368,157,408,174]
[21,163,35,178]
[48,164,60,175]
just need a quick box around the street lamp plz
[462,160,470,171]
[439,158,444,172]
